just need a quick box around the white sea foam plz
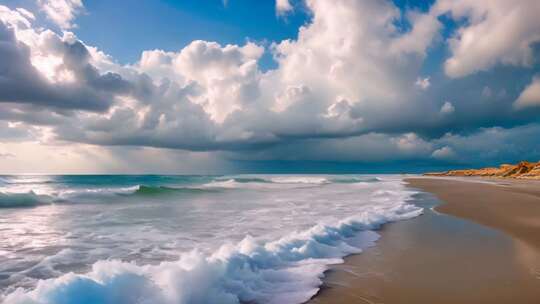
[2,202,421,304]
[269,176,330,184]
[204,176,333,190]
[56,186,140,201]
[202,179,281,190]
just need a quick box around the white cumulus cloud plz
[433,0,540,78]
[38,0,84,29]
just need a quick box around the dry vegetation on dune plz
[426,161,540,179]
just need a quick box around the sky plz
[0,0,540,174]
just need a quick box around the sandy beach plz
[310,177,540,304]
[410,178,540,249]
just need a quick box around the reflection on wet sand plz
[512,237,540,280]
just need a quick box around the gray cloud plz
[0,20,129,112]
[433,123,540,166]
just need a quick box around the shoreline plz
[309,177,540,303]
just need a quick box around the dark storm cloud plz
[0,103,69,126]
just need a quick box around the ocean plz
[0,174,422,304]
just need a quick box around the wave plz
[203,176,380,191]
[131,185,220,196]
[269,176,330,184]
[0,176,382,208]
[2,202,422,304]
[215,177,271,184]
[0,191,53,208]
[0,187,135,207]
[0,176,380,205]
[328,176,381,184]
[225,176,380,185]
[205,176,332,190]
[56,186,139,200]
[0,184,220,206]
[43,184,215,201]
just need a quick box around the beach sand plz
[309,177,540,304]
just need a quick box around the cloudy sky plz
[0,0,539,174]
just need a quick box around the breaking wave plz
[2,202,422,304]
[0,186,138,207]
[203,176,378,190]
[0,191,53,208]
[216,177,272,183]
[56,186,140,201]
[0,183,227,207]
[268,176,330,184]
[131,185,220,196]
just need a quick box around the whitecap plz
[2,202,422,304]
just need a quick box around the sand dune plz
[426,161,540,179]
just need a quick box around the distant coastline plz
[425,160,540,179]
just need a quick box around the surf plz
[0,174,422,304]
[2,202,422,304]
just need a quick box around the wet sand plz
[309,177,540,304]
